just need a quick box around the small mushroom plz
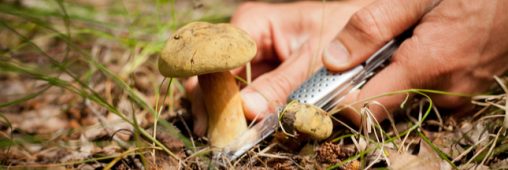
[280,101,333,140]
[159,22,256,148]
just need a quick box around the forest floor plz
[0,0,507,169]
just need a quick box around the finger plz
[323,0,440,72]
[338,61,414,126]
[231,2,277,63]
[184,77,207,137]
[241,43,321,120]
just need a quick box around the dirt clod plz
[316,142,352,164]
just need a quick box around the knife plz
[214,29,412,164]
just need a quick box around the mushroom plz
[280,101,333,140]
[158,22,256,148]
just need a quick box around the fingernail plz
[241,91,269,120]
[323,40,350,68]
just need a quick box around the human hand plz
[323,0,508,125]
[185,1,371,136]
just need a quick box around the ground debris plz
[155,129,186,158]
[316,142,353,164]
[1,0,508,169]
[387,141,451,170]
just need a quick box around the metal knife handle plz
[288,30,410,111]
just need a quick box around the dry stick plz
[399,125,412,153]
[362,105,388,169]
[232,147,251,166]
[328,102,362,135]
[178,113,196,152]
[370,101,401,141]
[486,101,507,110]
[431,104,445,131]
[248,110,262,128]
[250,150,268,168]
[452,136,489,162]
[257,153,291,159]
[418,100,425,128]
[409,101,428,148]
[360,107,371,144]
[473,105,493,119]
[480,127,503,166]
[246,62,252,85]
[364,107,379,143]
[184,147,211,161]
[478,76,508,128]
[351,136,362,152]
[465,137,494,165]
[492,76,507,129]
[471,94,505,120]
[479,114,505,122]
[330,116,359,134]
[372,112,391,167]
[244,142,277,166]
[473,94,504,102]
[399,100,428,152]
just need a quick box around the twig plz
[178,112,196,152]
[480,127,503,165]
[452,136,488,162]
[493,76,508,128]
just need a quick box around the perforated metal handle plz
[288,39,400,111]
[288,66,362,108]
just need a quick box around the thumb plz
[241,43,321,120]
[323,0,440,72]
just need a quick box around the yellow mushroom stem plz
[198,71,248,148]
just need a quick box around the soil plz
[316,142,350,163]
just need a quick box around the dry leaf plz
[388,141,451,170]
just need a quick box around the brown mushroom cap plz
[158,22,256,77]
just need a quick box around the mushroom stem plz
[198,71,248,148]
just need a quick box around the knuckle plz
[393,37,451,89]
[348,8,388,42]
